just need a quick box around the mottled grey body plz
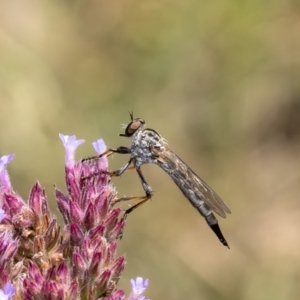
[128,128,230,247]
[88,115,231,247]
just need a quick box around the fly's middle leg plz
[111,166,153,239]
[110,165,153,222]
[112,166,153,208]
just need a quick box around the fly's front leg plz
[81,147,132,181]
[82,146,131,163]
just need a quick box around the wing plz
[156,147,231,218]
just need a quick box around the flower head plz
[59,134,85,168]
[0,133,146,300]
[0,282,16,300]
[0,154,14,192]
[0,208,6,222]
[92,138,106,155]
[128,277,149,300]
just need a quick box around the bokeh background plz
[0,1,300,299]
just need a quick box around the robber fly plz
[87,113,231,248]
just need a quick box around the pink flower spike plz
[128,277,149,300]
[92,139,106,155]
[0,154,14,192]
[59,134,85,168]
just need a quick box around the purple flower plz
[92,138,106,155]
[0,282,16,300]
[59,134,85,168]
[128,277,149,300]
[59,134,85,200]
[0,155,14,192]
[0,208,6,222]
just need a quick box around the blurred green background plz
[1,1,300,299]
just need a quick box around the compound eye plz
[121,118,145,137]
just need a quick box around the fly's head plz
[120,113,167,154]
[119,112,145,138]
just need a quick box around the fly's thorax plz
[142,129,166,148]
[130,128,166,167]
[132,129,165,150]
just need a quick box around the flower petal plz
[59,134,85,168]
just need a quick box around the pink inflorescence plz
[0,134,149,300]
